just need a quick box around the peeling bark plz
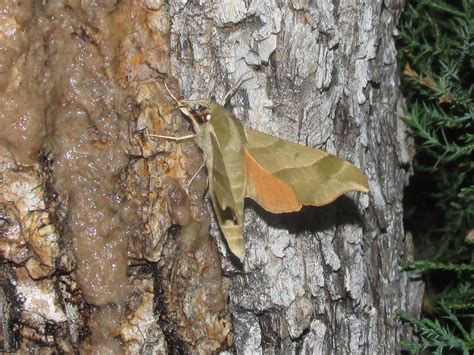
[168,0,422,353]
[0,0,422,353]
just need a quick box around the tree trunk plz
[0,0,423,353]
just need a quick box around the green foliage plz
[396,0,474,353]
[397,301,473,354]
[401,260,474,274]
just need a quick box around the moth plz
[152,80,369,262]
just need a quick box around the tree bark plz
[0,0,423,353]
[169,0,422,352]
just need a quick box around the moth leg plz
[187,162,206,188]
[147,133,196,142]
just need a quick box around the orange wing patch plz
[244,148,302,213]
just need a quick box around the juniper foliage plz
[396,0,473,353]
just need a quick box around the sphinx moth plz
[156,85,369,262]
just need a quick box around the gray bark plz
[0,0,423,353]
[169,0,422,353]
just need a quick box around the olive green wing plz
[243,127,369,213]
[206,123,246,262]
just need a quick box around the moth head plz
[191,105,212,123]
[163,82,212,133]
[179,103,213,133]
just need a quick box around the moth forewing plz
[193,103,249,261]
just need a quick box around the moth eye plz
[205,113,212,122]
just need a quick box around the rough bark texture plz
[169,0,422,353]
[0,0,423,353]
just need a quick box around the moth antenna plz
[180,99,211,106]
[163,82,201,133]
[164,82,180,103]
[184,111,202,134]
[221,70,254,106]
